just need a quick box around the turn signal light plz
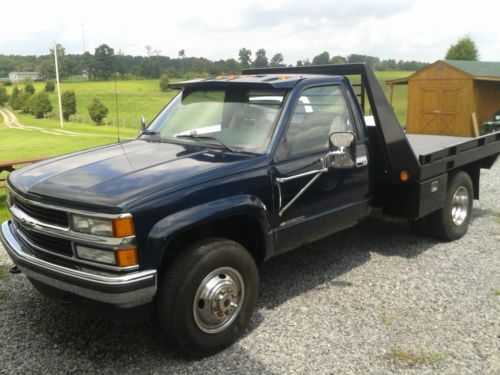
[113,217,135,237]
[116,248,138,267]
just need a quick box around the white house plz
[8,71,41,83]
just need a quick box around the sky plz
[1,0,499,63]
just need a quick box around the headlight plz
[75,245,116,264]
[71,215,113,236]
[75,245,138,267]
[70,214,135,237]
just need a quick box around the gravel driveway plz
[1,163,499,374]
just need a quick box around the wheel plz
[157,238,259,357]
[429,171,473,241]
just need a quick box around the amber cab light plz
[400,170,410,182]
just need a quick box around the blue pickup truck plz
[1,64,499,357]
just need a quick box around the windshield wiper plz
[175,134,237,152]
[141,130,161,136]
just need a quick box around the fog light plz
[75,245,116,265]
[116,248,138,267]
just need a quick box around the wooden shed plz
[387,60,500,137]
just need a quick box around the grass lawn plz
[7,80,179,129]
[0,71,412,223]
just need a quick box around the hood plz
[8,139,256,210]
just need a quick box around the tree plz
[312,51,330,65]
[24,82,35,95]
[9,86,20,109]
[0,87,9,106]
[330,55,347,64]
[61,90,77,121]
[270,53,284,67]
[29,92,52,118]
[238,48,252,68]
[445,36,479,61]
[159,75,170,92]
[253,49,268,68]
[223,58,241,73]
[80,51,95,79]
[38,59,55,79]
[88,98,109,125]
[45,80,55,93]
[18,91,32,113]
[94,44,115,80]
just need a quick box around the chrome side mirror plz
[324,132,356,169]
[140,116,146,132]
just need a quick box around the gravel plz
[1,163,499,374]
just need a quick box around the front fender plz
[144,194,274,269]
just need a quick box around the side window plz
[279,85,354,159]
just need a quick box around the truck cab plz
[2,64,499,357]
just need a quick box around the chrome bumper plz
[0,221,157,308]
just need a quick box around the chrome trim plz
[15,228,139,273]
[278,169,327,217]
[7,184,131,220]
[275,168,328,183]
[1,221,156,308]
[9,205,135,249]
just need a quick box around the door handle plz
[356,156,368,167]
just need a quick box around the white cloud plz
[0,0,499,62]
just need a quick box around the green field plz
[7,79,178,128]
[0,71,412,222]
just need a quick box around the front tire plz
[429,171,473,241]
[157,238,259,357]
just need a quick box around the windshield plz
[146,88,287,153]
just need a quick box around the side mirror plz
[324,132,356,169]
[140,116,146,132]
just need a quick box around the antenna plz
[114,73,120,142]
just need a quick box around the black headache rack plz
[243,63,421,184]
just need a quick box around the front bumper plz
[0,221,157,308]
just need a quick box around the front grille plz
[19,227,73,257]
[14,198,69,227]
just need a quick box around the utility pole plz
[54,41,64,128]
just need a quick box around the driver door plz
[271,84,370,254]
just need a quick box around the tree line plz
[0,44,430,82]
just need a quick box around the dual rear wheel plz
[410,171,474,241]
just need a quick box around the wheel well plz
[161,214,267,270]
[454,163,480,199]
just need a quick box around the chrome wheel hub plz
[451,186,469,226]
[193,267,244,334]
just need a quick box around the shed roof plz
[386,60,500,85]
[444,60,500,78]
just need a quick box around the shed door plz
[419,87,461,135]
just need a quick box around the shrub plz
[0,87,9,106]
[45,80,55,93]
[24,83,35,95]
[2,80,12,86]
[29,92,52,118]
[61,90,77,121]
[159,75,170,92]
[88,98,108,125]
